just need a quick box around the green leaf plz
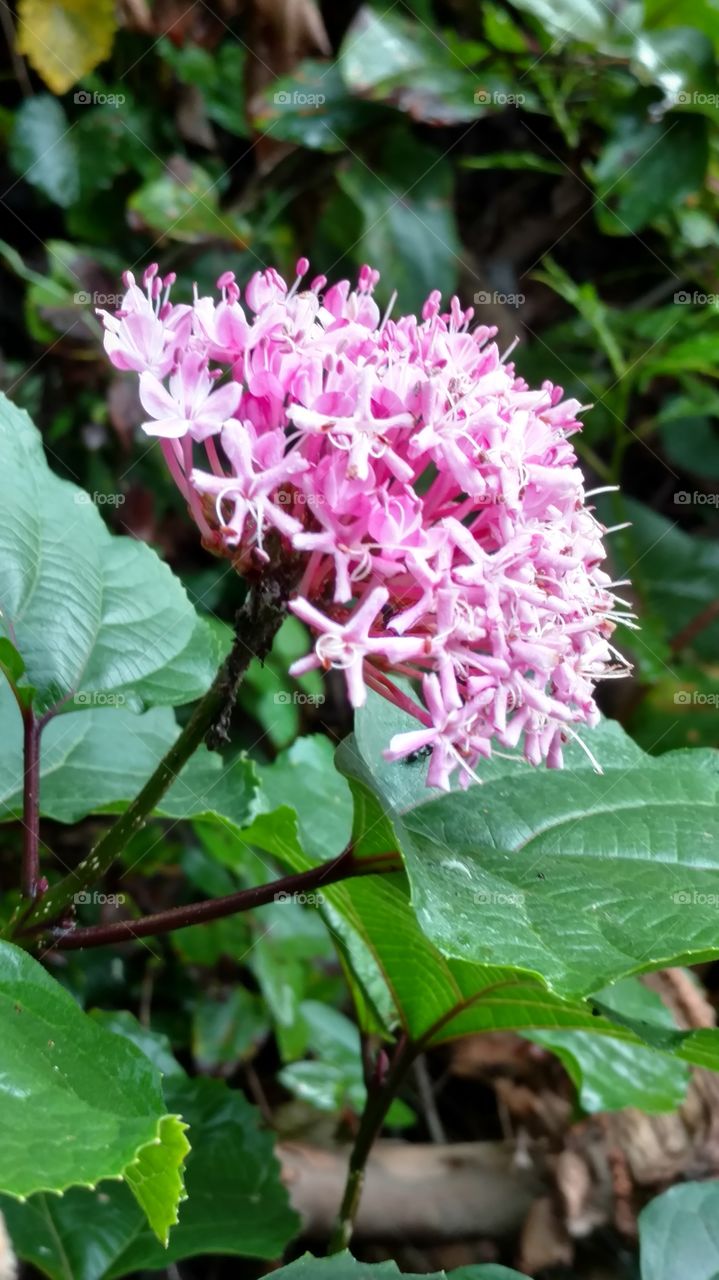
[245,757,719,1097]
[591,110,708,234]
[631,28,717,112]
[8,96,79,207]
[128,163,250,246]
[0,688,260,831]
[461,151,563,173]
[123,1113,189,1246]
[0,638,25,686]
[342,695,719,997]
[1,1076,300,1279]
[507,0,613,43]
[0,393,217,717]
[639,1181,719,1280]
[245,888,337,1059]
[0,941,186,1237]
[257,734,353,862]
[16,0,117,95]
[339,9,487,124]
[273,1255,528,1278]
[644,0,719,43]
[252,62,385,152]
[92,1010,185,1079]
[658,414,719,479]
[483,3,530,51]
[160,38,249,136]
[0,638,33,707]
[532,257,626,378]
[608,498,719,662]
[527,977,690,1113]
[334,130,460,314]
[192,988,269,1070]
[279,1001,414,1126]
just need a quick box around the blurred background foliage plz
[4,0,719,764]
[2,5,719,1272]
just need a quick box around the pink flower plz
[139,352,241,441]
[289,587,424,707]
[99,267,191,378]
[101,259,632,787]
[192,422,307,555]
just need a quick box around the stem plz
[19,580,288,934]
[327,1034,417,1254]
[21,710,41,900]
[40,850,401,950]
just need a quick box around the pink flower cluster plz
[100,261,632,789]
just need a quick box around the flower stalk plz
[328,1033,417,1254]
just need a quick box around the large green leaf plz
[0,942,187,1239]
[1,1074,299,1279]
[341,696,719,997]
[0,393,216,718]
[639,1181,719,1280]
[239,742,719,1097]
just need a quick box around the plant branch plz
[18,579,288,934]
[21,710,41,900]
[327,1033,417,1254]
[39,850,401,950]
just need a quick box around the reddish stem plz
[44,849,400,951]
[21,710,41,900]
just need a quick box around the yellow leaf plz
[16,0,117,96]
